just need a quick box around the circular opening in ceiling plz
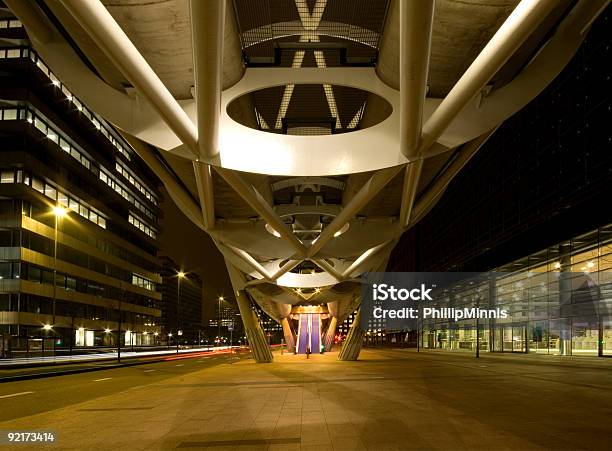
[227,84,392,136]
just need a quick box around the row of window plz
[16,228,154,288]
[0,294,157,327]
[116,161,157,205]
[26,47,133,161]
[99,169,155,220]
[26,108,93,169]
[2,47,162,212]
[1,105,158,233]
[19,201,160,272]
[27,107,155,221]
[0,167,108,229]
[0,48,21,59]
[0,19,22,29]
[0,47,132,161]
[0,199,159,273]
[0,261,159,309]
[132,274,155,291]
[129,214,157,239]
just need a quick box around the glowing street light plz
[51,205,68,357]
[52,206,67,217]
[43,324,53,331]
[176,270,187,355]
[217,296,225,346]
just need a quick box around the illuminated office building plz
[389,10,612,357]
[0,18,162,355]
[418,225,612,356]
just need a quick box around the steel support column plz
[190,0,224,159]
[400,0,435,158]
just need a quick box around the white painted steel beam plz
[341,241,391,279]
[419,0,557,154]
[121,134,204,231]
[190,0,224,159]
[399,0,558,227]
[269,259,303,281]
[193,163,216,230]
[4,0,54,43]
[410,129,498,227]
[399,0,435,158]
[214,167,307,257]
[221,243,271,280]
[60,0,198,155]
[311,259,343,282]
[308,165,403,258]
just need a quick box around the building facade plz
[208,298,243,345]
[419,224,612,357]
[387,6,612,358]
[0,22,163,356]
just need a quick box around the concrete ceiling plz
[45,0,244,99]
[377,0,520,96]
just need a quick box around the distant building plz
[338,311,357,336]
[208,298,242,345]
[0,25,162,356]
[159,256,202,343]
[253,304,283,345]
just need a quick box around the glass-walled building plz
[0,18,163,357]
[420,224,612,357]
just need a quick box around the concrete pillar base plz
[236,291,273,363]
[323,316,338,351]
[281,317,295,352]
[338,309,365,361]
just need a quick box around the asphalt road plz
[0,352,243,423]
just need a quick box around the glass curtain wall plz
[420,224,612,357]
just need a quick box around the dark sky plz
[159,189,235,321]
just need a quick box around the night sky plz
[159,189,235,323]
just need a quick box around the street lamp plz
[51,206,67,356]
[218,296,224,348]
[176,270,186,355]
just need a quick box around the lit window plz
[57,192,68,207]
[32,178,44,193]
[44,185,57,200]
[0,171,14,184]
[68,198,79,212]
[2,109,17,120]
